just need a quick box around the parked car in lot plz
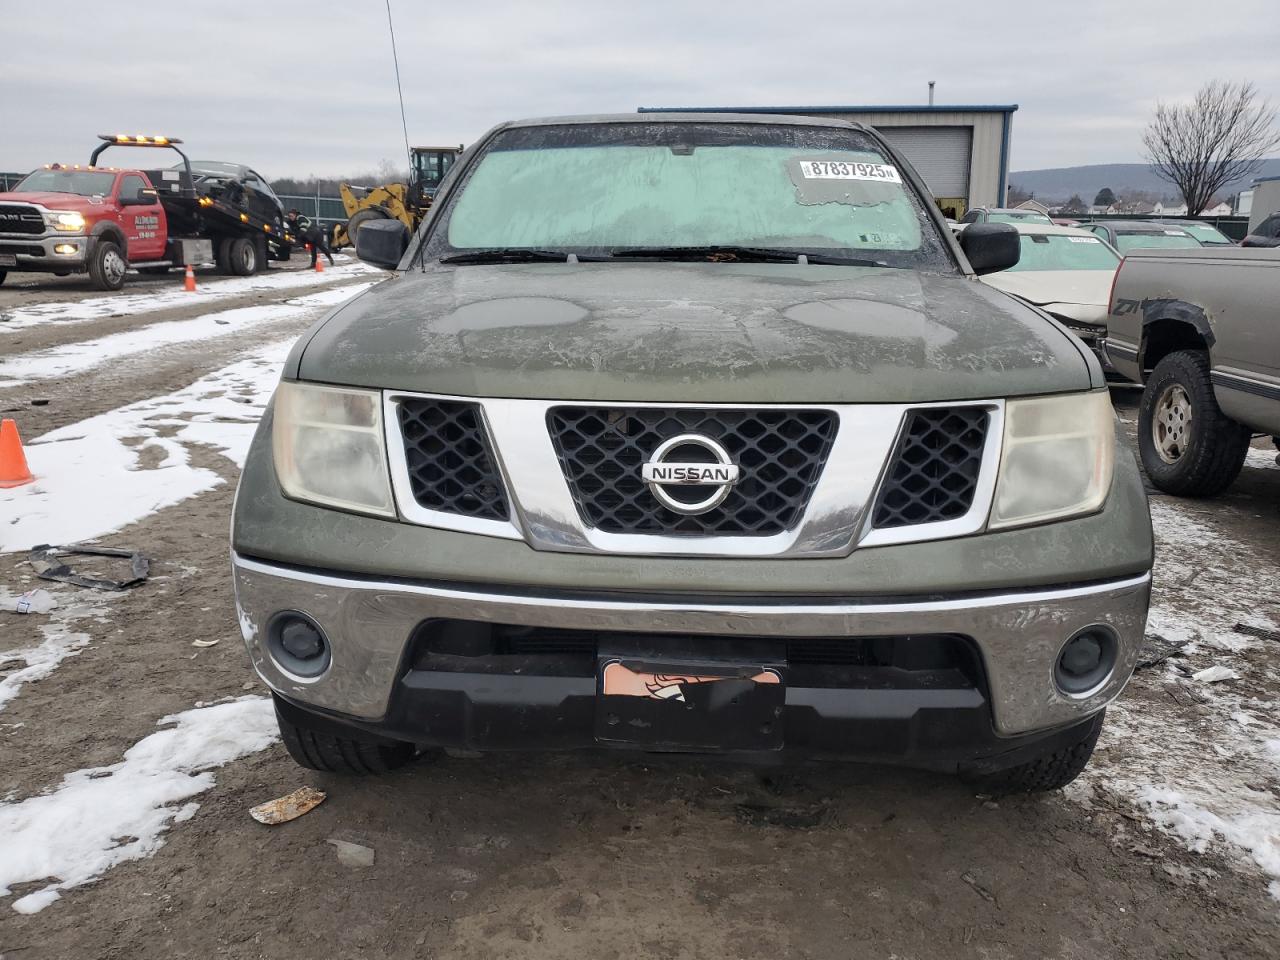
[1076,220,1203,253]
[233,113,1152,793]
[1241,211,1280,248]
[1160,220,1234,246]
[980,223,1121,370]
[1104,246,1280,495]
[960,206,1054,226]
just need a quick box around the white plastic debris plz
[327,838,376,868]
[12,590,56,615]
[1192,665,1240,683]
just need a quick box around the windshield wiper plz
[609,245,885,267]
[439,249,607,265]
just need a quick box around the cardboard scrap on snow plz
[327,838,376,867]
[250,786,326,825]
[1191,665,1240,684]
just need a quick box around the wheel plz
[216,237,232,274]
[963,711,1104,794]
[88,239,127,291]
[274,697,419,776]
[275,243,292,263]
[228,236,259,276]
[345,207,390,247]
[1138,350,1250,496]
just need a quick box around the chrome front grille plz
[0,204,44,236]
[384,392,1001,558]
[547,406,838,536]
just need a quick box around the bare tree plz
[1143,80,1280,216]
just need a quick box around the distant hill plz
[1009,159,1280,203]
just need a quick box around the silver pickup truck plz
[1104,247,1279,495]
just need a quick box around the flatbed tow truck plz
[0,135,290,290]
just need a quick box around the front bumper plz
[0,233,89,270]
[233,552,1151,743]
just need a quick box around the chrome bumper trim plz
[233,552,1150,737]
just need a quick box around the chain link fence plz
[277,194,347,231]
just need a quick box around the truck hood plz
[0,191,106,212]
[981,270,1113,310]
[296,262,1093,403]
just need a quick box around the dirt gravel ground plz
[1,266,1279,959]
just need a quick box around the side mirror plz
[355,218,410,270]
[960,223,1020,275]
[121,187,159,206]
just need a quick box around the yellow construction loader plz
[331,145,462,249]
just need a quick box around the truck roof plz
[492,112,872,133]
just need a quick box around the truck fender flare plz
[1137,298,1213,369]
[89,220,128,258]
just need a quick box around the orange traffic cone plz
[315,256,324,274]
[184,264,196,292]
[0,419,34,489]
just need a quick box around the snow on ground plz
[0,342,291,552]
[0,624,91,713]
[0,282,372,387]
[0,696,278,913]
[0,257,379,333]
[1075,492,1280,902]
[0,589,114,712]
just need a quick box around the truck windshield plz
[1115,232,1202,252]
[1007,234,1120,272]
[14,170,116,197]
[427,123,952,269]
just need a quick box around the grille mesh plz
[396,398,508,521]
[872,407,988,529]
[0,205,45,236]
[548,407,838,536]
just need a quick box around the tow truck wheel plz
[228,237,259,276]
[88,240,127,291]
[215,237,232,274]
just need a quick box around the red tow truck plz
[0,135,291,291]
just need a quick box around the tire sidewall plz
[1138,350,1245,495]
[90,239,127,291]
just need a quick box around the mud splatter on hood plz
[295,261,1092,403]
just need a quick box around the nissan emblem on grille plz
[641,434,741,516]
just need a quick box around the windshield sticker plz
[1164,230,1186,236]
[1067,236,1101,243]
[798,160,901,183]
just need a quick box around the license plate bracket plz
[596,659,784,751]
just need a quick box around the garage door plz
[875,126,972,199]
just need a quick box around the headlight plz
[989,390,1114,529]
[44,211,86,232]
[272,381,395,517]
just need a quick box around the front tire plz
[1138,350,1250,496]
[88,239,127,291]
[274,697,419,776]
[963,712,1104,794]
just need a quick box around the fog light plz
[54,243,78,255]
[267,612,331,678]
[281,619,324,660]
[1055,627,1118,695]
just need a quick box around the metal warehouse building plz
[637,104,1017,220]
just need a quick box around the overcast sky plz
[3,0,1277,180]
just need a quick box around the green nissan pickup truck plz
[232,114,1152,792]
